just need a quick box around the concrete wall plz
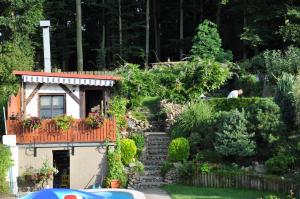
[18,145,107,189]
[25,83,80,118]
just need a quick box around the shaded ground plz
[162,184,283,199]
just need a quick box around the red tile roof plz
[13,71,121,81]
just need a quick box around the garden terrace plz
[6,118,116,144]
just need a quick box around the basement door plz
[53,150,70,188]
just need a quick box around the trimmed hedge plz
[206,97,273,111]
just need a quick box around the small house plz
[4,70,120,191]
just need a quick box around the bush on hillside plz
[275,73,296,131]
[168,137,190,162]
[171,101,214,139]
[246,99,283,144]
[120,139,137,165]
[129,133,145,158]
[265,147,295,174]
[214,109,256,157]
[0,144,13,193]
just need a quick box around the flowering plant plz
[54,115,75,131]
[23,117,41,129]
[85,113,104,128]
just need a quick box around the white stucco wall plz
[25,83,80,119]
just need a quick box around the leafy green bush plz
[107,96,128,129]
[106,149,127,187]
[129,133,145,158]
[171,101,214,139]
[198,163,211,173]
[160,161,174,177]
[168,137,190,162]
[176,161,194,181]
[293,74,300,127]
[214,109,256,157]
[117,60,230,103]
[275,73,296,130]
[53,115,74,131]
[190,20,232,62]
[236,74,262,97]
[0,144,13,193]
[206,97,271,112]
[246,99,283,144]
[265,148,295,174]
[120,139,137,165]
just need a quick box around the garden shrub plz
[193,150,222,163]
[117,59,230,103]
[106,149,127,187]
[198,162,211,173]
[107,96,128,129]
[120,139,137,165]
[171,101,214,139]
[236,74,262,97]
[265,148,296,174]
[293,74,300,127]
[246,98,283,144]
[129,133,144,158]
[190,20,232,62]
[168,137,190,162]
[176,161,194,181]
[275,73,296,130]
[214,109,256,157]
[160,161,174,177]
[0,144,13,193]
[206,97,271,112]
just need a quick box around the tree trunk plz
[179,0,184,60]
[216,0,221,28]
[118,0,122,57]
[153,0,160,61]
[101,0,106,66]
[76,0,83,71]
[242,0,247,59]
[145,0,150,68]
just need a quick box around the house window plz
[39,95,65,118]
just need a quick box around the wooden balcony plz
[6,119,116,144]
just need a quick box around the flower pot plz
[110,179,121,188]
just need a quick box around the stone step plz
[145,132,169,137]
[147,149,168,155]
[143,169,161,176]
[144,165,162,170]
[138,181,167,188]
[140,176,164,182]
[146,154,167,160]
[143,160,165,166]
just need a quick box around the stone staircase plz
[131,132,170,189]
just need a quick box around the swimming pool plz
[86,189,145,199]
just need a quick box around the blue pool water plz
[93,191,134,199]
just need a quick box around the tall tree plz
[145,0,150,67]
[153,0,160,61]
[179,0,184,59]
[76,0,83,71]
[118,0,123,57]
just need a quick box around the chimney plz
[40,20,51,72]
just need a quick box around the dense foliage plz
[214,109,256,157]
[191,20,232,62]
[129,133,145,158]
[107,96,128,129]
[168,137,190,162]
[120,139,137,165]
[118,59,230,103]
[0,144,12,193]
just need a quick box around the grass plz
[162,184,283,199]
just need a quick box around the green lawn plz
[162,184,282,199]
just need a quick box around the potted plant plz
[38,159,59,188]
[85,113,104,128]
[106,149,127,188]
[53,115,74,131]
[23,117,41,129]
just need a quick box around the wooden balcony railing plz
[6,119,116,144]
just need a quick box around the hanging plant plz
[53,115,74,131]
[85,113,104,128]
[23,117,41,129]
